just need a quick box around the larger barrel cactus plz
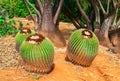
[66,29,99,66]
[20,33,54,73]
[15,28,35,51]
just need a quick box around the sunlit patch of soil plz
[0,49,120,81]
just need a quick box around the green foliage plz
[20,33,54,73]
[31,74,41,80]
[0,15,18,37]
[59,13,71,22]
[0,0,119,25]
[63,0,91,23]
[14,0,29,17]
[0,0,15,18]
[14,0,36,17]
[0,0,36,18]
[66,29,99,66]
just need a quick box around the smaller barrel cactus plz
[66,29,99,67]
[15,28,35,51]
[20,33,54,73]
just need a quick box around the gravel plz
[0,36,120,70]
[0,36,66,70]
[0,36,22,69]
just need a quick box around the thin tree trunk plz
[39,0,66,47]
[53,0,64,24]
[63,5,85,29]
[116,18,120,27]
[23,0,36,23]
[90,0,101,35]
[97,16,114,48]
[41,0,55,32]
[90,10,95,31]
[76,0,92,30]
[97,0,107,16]
[111,8,118,29]
[34,0,43,14]
[109,27,120,53]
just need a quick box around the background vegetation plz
[0,0,120,37]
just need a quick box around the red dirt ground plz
[0,18,120,81]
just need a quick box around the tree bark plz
[97,0,107,16]
[41,0,55,32]
[109,28,120,53]
[63,5,85,29]
[39,0,66,47]
[34,0,43,14]
[97,16,114,48]
[53,0,64,25]
[76,0,92,30]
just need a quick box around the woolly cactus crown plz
[15,28,35,45]
[26,33,45,44]
[20,28,31,34]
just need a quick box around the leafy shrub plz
[0,0,36,18]
[0,15,18,37]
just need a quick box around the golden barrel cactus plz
[20,33,54,73]
[15,28,35,51]
[66,29,99,66]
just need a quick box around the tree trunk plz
[39,0,66,47]
[97,16,114,48]
[40,0,55,32]
[109,28,120,53]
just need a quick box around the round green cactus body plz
[20,33,54,73]
[15,28,35,51]
[66,29,99,66]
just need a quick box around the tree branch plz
[112,0,120,9]
[52,0,59,16]
[116,1,120,8]
[23,0,36,22]
[100,15,114,38]
[107,0,110,14]
[97,0,107,15]
[90,0,100,28]
[76,0,94,30]
[76,0,91,23]
[112,8,118,28]
[25,0,41,20]
[63,5,85,29]
[116,19,120,27]
[53,0,64,24]
[34,0,43,14]
[95,6,100,24]
[112,0,116,9]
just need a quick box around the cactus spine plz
[15,28,35,51]
[20,33,54,73]
[66,29,99,66]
